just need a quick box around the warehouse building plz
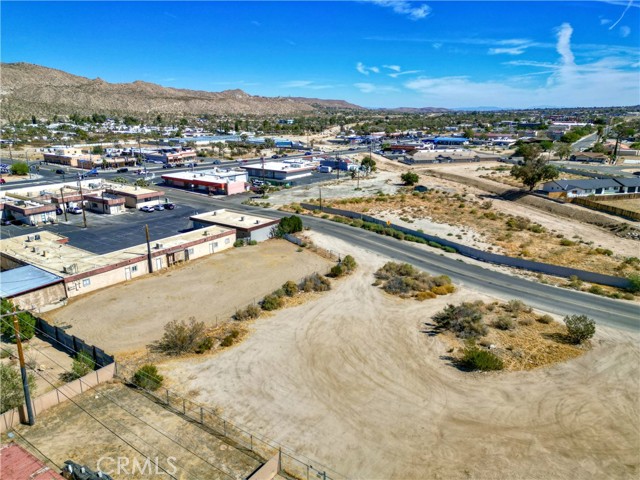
[161,168,248,195]
[241,161,316,183]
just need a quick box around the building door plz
[155,258,163,270]
[124,267,131,280]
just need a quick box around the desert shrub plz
[248,240,258,246]
[564,315,596,344]
[560,238,576,246]
[0,299,36,343]
[233,239,245,247]
[431,285,455,295]
[518,317,533,326]
[528,223,546,234]
[401,172,419,185]
[483,212,498,220]
[151,317,207,355]
[627,274,640,294]
[566,275,583,289]
[1,363,36,413]
[220,329,240,347]
[588,285,605,295]
[63,351,95,381]
[132,364,163,391]
[460,346,504,371]
[342,255,357,272]
[537,314,554,324]
[416,291,437,301]
[503,299,532,314]
[282,280,299,297]
[195,336,214,353]
[506,216,530,231]
[261,294,284,311]
[443,246,457,253]
[433,303,487,339]
[493,316,516,330]
[481,200,493,210]
[235,303,262,321]
[329,264,345,278]
[299,273,331,292]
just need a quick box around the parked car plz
[67,206,82,215]
[271,155,279,159]
[162,163,175,169]
[304,151,312,155]
[55,169,65,174]
[633,171,640,176]
[0,178,5,185]
[154,204,165,211]
[139,205,154,212]
[117,167,129,173]
[164,202,175,210]
[212,159,222,165]
[56,206,63,215]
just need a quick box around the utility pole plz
[78,180,87,228]
[319,187,322,212]
[59,188,68,221]
[13,309,35,425]
[145,224,153,273]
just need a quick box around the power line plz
[1,339,236,480]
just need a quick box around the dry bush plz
[493,315,516,331]
[151,317,207,355]
[433,302,488,339]
[299,273,331,292]
[537,314,554,324]
[375,262,454,300]
[416,291,437,301]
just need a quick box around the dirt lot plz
[160,233,640,480]
[597,198,640,214]
[9,382,262,479]
[43,240,332,356]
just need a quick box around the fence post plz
[166,389,169,405]
[182,398,186,415]
[200,407,203,424]
[223,420,227,436]
[250,434,253,451]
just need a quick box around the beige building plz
[0,228,236,299]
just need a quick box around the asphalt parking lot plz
[1,203,207,254]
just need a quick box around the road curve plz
[299,215,639,331]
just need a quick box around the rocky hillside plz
[0,62,364,118]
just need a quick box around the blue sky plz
[2,1,639,108]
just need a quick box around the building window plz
[225,238,230,244]
[214,242,219,248]
[82,278,91,287]
[131,265,138,272]
[188,248,194,255]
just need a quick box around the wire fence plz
[115,363,347,480]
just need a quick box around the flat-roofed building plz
[0,264,65,310]
[84,192,126,214]
[191,209,279,242]
[104,183,164,208]
[161,168,248,195]
[0,198,58,225]
[240,161,316,183]
[0,228,236,299]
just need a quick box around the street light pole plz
[12,309,35,426]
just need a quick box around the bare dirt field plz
[160,234,640,480]
[10,382,262,479]
[43,240,332,356]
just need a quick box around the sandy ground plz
[10,383,261,479]
[161,234,640,480]
[1,336,74,395]
[43,240,332,355]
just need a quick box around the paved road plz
[572,132,599,152]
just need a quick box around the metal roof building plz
[0,265,63,298]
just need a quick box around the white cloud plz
[620,25,631,37]
[251,20,261,27]
[367,0,431,20]
[432,43,442,49]
[488,47,527,55]
[600,18,612,25]
[383,65,402,72]
[354,82,399,94]
[388,69,422,78]
[356,62,379,75]
[404,23,639,108]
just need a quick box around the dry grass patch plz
[432,300,590,371]
[374,262,455,300]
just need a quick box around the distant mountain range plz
[0,63,366,118]
[381,106,451,113]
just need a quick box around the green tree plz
[92,145,104,155]
[553,142,572,161]
[401,172,419,186]
[1,363,36,413]
[61,351,96,381]
[510,144,559,190]
[1,299,36,342]
[361,156,377,174]
[276,215,303,236]
[563,315,596,344]
[9,162,29,175]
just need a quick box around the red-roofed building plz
[0,443,64,480]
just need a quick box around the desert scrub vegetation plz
[150,317,210,356]
[430,300,591,371]
[374,262,455,300]
[132,364,164,391]
[329,254,358,278]
[299,273,331,293]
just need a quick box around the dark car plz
[271,154,279,159]
[633,171,640,176]
[56,206,63,215]
[164,202,175,210]
[304,151,312,155]
[55,169,65,174]
[212,159,222,165]
[117,167,129,173]
[162,163,174,169]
